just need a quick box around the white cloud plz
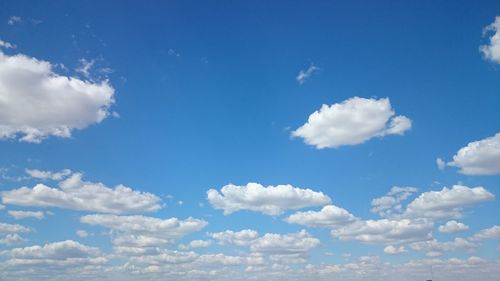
[7,16,22,25]
[384,245,407,255]
[331,218,433,245]
[0,40,15,49]
[208,229,259,246]
[447,133,500,175]
[292,97,411,149]
[25,168,71,181]
[436,158,446,170]
[76,230,89,238]
[296,63,319,84]
[480,16,500,64]
[0,233,26,245]
[471,225,500,241]
[285,204,357,228]
[167,49,180,57]
[207,182,331,216]
[75,58,95,78]
[179,240,212,250]
[0,222,30,234]
[370,186,417,217]
[0,50,115,143]
[81,214,207,246]
[404,185,495,220]
[3,240,107,268]
[438,220,469,233]
[410,238,475,257]
[249,230,320,254]
[8,210,45,220]
[2,172,162,214]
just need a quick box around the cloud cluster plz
[370,186,417,217]
[207,183,331,216]
[0,50,114,143]
[2,172,162,214]
[292,97,411,149]
[81,214,208,246]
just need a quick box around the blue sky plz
[0,1,499,280]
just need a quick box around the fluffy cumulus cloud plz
[438,220,469,233]
[404,185,495,220]
[80,214,207,246]
[480,16,500,63]
[207,182,331,216]
[8,210,45,220]
[0,50,115,143]
[2,172,162,214]
[331,218,433,245]
[446,133,500,175]
[292,97,411,149]
[285,204,357,228]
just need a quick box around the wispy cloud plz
[296,63,319,84]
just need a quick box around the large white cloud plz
[285,204,357,228]
[330,218,433,245]
[207,183,331,216]
[292,97,411,149]
[2,172,162,214]
[447,133,500,175]
[0,50,114,143]
[480,16,500,64]
[81,214,207,246]
[404,185,495,220]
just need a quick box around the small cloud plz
[436,158,446,170]
[76,230,89,238]
[0,40,16,49]
[7,16,22,25]
[177,200,184,206]
[76,58,95,78]
[168,49,180,57]
[296,63,319,84]
[480,16,500,64]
